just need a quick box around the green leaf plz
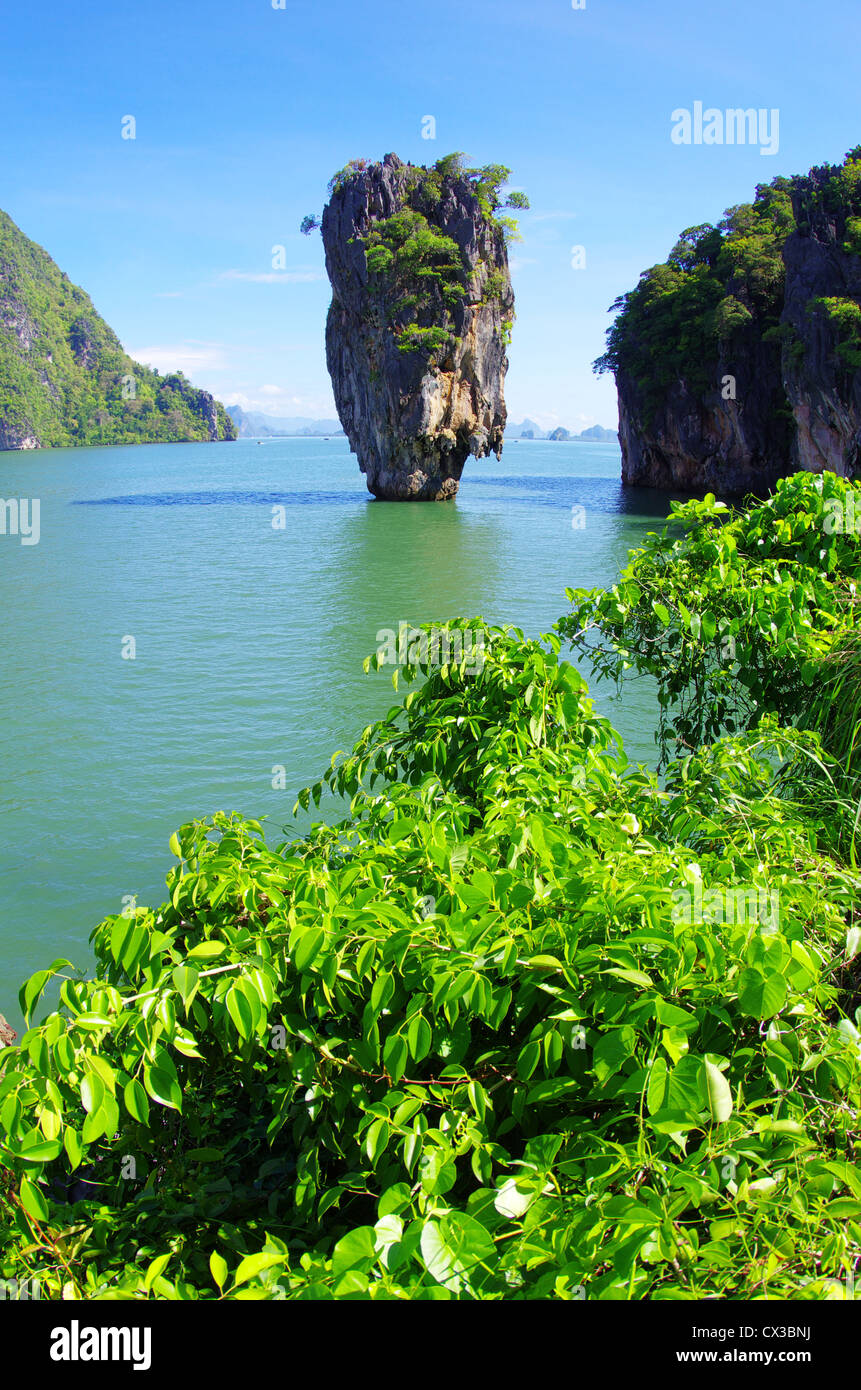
[22,969,52,1020]
[123,1077,150,1124]
[20,1176,49,1222]
[172,965,200,1008]
[738,968,787,1019]
[603,1196,661,1226]
[702,1059,733,1123]
[365,1117,389,1163]
[526,1076,579,1104]
[383,1032,408,1084]
[210,1250,228,1290]
[420,1213,495,1294]
[63,1128,83,1172]
[72,1013,113,1031]
[371,970,395,1012]
[144,1064,183,1111]
[144,1253,171,1290]
[331,1226,377,1279]
[517,1039,541,1081]
[110,918,147,973]
[419,1147,457,1196]
[226,986,255,1041]
[646,1057,669,1115]
[407,1014,432,1062]
[233,1251,283,1288]
[187,940,227,960]
[293,929,325,973]
[80,1073,105,1115]
[525,954,563,972]
[603,967,653,988]
[825,1198,861,1218]
[15,1133,63,1163]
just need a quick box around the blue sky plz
[0,0,857,428]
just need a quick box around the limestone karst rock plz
[0,207,236,450]
[321,153,516,499]
[602,149,861,493]
[781,163,861,476]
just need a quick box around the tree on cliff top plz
[594,151,861,424]
[301,153,530,241]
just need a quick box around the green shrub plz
[1,597,859,1299]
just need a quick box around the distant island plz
[227,404,618,444]
[226,405,345,438]
[507,419,618,442]
[0,208,235,451]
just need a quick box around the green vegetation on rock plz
[332,154,528,366]
[595,149,861,432]
[594,178,795,421]
[0,209,236,449]
[362,207,466,357]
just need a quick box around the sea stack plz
[321,153,516,499]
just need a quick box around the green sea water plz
[0,436,675,1031]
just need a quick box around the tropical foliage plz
[0,210,236,448]
[558,472,861,769]
[1,478,860,1301]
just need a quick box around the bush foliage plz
[0,210,236,448]
[1,478,860,1300]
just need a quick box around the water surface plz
[0,437,675,1030]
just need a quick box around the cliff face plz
[0,208,236,451]
[617,327,792,493]
[607,151,861,493]
[321,154,514,499]
[782,170,861,476]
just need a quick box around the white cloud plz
[223,388,338,416]
[260,384,284,395]
[124,341,227,374]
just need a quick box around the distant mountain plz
[577,424,618,442]
[0,208,235,450]
[506,419,618,442]
[506,417,547,439]
[227,406,345,438]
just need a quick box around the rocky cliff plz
[320,153,517,499]
[782,167,861,476]
[615,326,792,494]
[601,149,861,493]
[0,208,236,450]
